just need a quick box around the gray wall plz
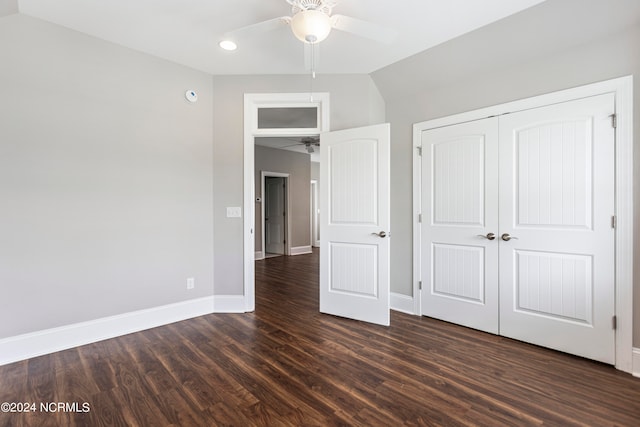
[212,74,385,295]
[0,15,214,338]
[254,145,311,252]
[370,0,640,344]
[0,0,17,17]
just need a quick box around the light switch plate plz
[227,207,242,218]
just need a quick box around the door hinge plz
[610,114,617,128]
[612,315,617,330]
[417,146,422,156]
[418,281,422,290]
[418,213,422,223]
[611,215,616,229]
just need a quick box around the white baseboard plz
[633,348,640,378]
[0,296,239,366]
[213,295,246,313]
[255,250,264,260]
[290,245,312,256]
[391,292,416,315]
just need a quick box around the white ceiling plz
[14,0,548,75]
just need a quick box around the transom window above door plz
[257,107,318,129]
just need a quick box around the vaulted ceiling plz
[9,0,547,75]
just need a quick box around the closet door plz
[421,118,499,334]
[498,94,616,364]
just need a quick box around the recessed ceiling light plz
[219,40,237,51]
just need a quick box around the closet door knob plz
[477,233,496,240]
[501,233,519,241]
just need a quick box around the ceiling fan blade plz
[223,16,291,41]
[330,14,397,44]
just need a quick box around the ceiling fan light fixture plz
[290,10,332,44]
[219,40,237,51]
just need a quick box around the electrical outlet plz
[186,277,195,290]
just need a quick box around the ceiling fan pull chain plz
[309,41,316,102]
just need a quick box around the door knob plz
[501,233,519,241]
[372,231,387,238]
[477,233,496,240]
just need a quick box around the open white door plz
[320,123,390,326]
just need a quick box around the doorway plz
[261,173,289,259]
[243,93,330,312]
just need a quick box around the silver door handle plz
[477,233,496,240]
[501,233,519,241]
[372,231,387,238]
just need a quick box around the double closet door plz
[420,94,616,364]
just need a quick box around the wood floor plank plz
[1,249,639,426]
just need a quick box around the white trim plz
[391,293,416,315]
[290,245,313,256]
[244,93,330,312]
[213,295,247,313]
[261,171,291,256]
[412,124,423,316]
[613,76,634,373]
[413,76,633,373]
[244,95,256,312]
[633,348,640,378]
[255,251,265,260]
[0,297,215,366]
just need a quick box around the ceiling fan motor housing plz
[287,0,336,15]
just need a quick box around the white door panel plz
[499,93,615,364]
[421,118,499,334]
[320,123,390,326]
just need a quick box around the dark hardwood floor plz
[2,249,640,426]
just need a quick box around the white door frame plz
[413,76,633,372]
[260,171,291,259]
[244,93,330,311]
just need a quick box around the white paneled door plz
[420,94,616,363]
[320,124,390,326]
[421,118,500,334]
[499,94,615,364]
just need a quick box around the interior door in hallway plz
[265,176,285,255]
[498,93,616,364]
[420,118,500,334]
[320,123,390,326]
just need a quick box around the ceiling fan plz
[219,0,396,50]
[280,136,321,153]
